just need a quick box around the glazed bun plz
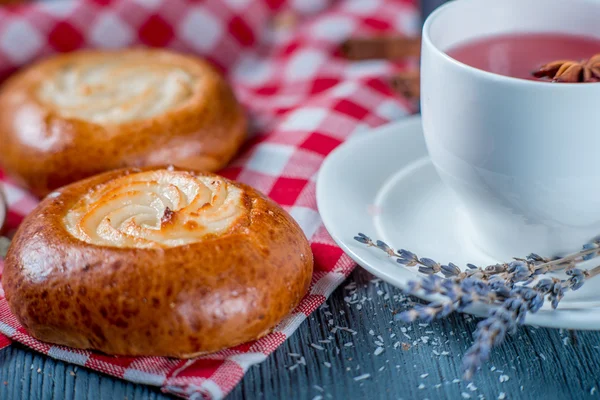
[0,49,246,198]
[2,167,313,357]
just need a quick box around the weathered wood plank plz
[1,267,600,400]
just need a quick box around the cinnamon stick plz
[341,36,421,60]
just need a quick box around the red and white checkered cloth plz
[0,0,418,398]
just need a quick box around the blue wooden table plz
[2,267,600,399]
[3,1,599,399]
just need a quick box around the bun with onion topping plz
[0,49,246,198]
[2,167,313,357]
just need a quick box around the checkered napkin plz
[0,0,418,398]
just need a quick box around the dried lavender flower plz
[376,240,395,256]
[441,263,461,278]
[355,232,600,380]
[354,233,372,245]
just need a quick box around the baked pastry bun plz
[2,167,313,357]
[0,49,246,198]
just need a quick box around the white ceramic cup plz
[421,0,600,260]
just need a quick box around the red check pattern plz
[0,0,418,398]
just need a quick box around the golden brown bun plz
[2,167,313,357]
[0,49,247,198]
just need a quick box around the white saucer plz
[317,115,600,330]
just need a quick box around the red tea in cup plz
[446,33,600,80]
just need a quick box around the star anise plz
[532,54,600,82]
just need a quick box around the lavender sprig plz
[462,266,600,379]
[355,234,595,288]
[354,232,600,379]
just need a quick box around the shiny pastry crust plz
[2,167,313,358]
[0,49,247,198]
